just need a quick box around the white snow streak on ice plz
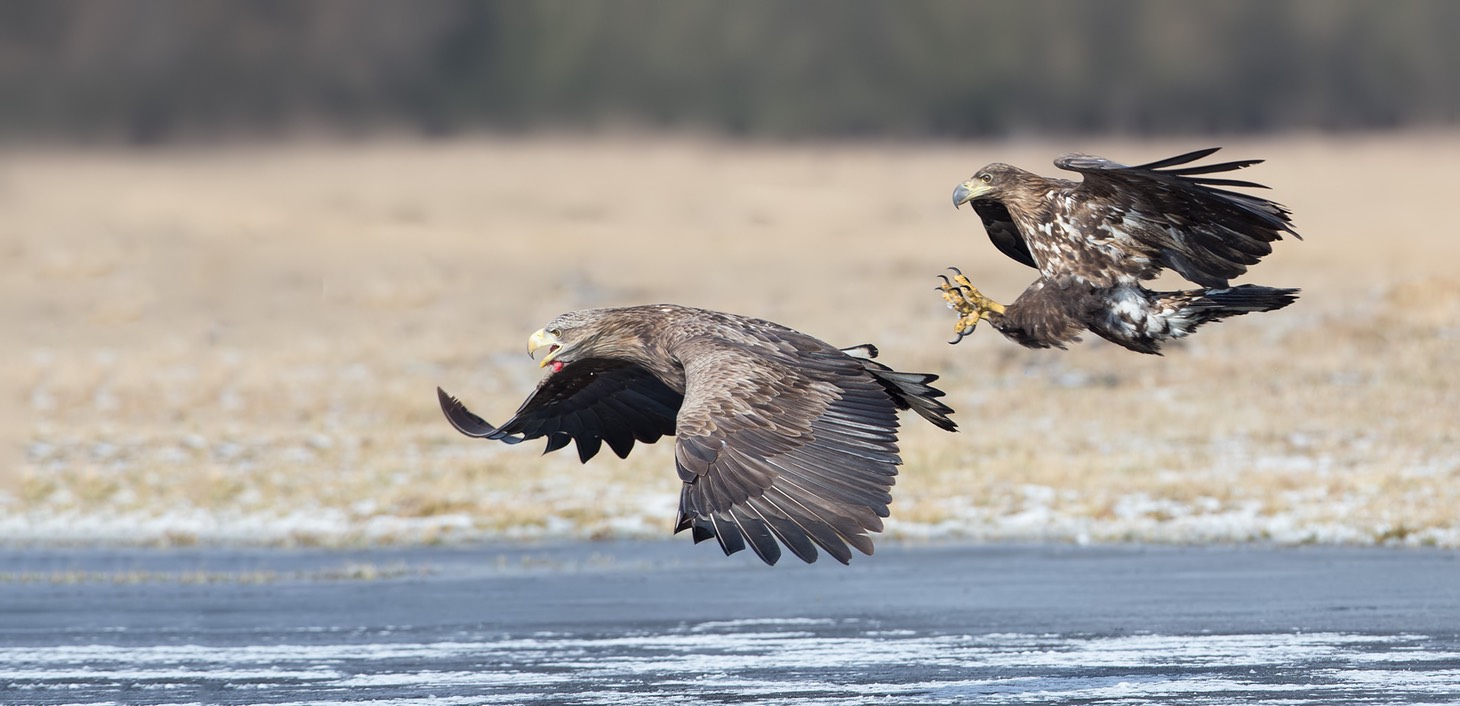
[5,628,1460,705]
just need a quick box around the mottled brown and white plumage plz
[437,305,956,565]
[941,148,1301,354]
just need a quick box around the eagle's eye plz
[980,173,993,184]
[548,327,562,337]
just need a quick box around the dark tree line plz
[2,0,1456,142]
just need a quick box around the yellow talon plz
[936,268,1006,344]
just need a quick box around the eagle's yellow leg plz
[937,268,1006,344]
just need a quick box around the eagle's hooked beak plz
[528,328,562,368]
[952,180,991,209]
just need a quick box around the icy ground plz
[3,542,1459,705]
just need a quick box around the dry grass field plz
[5,132,1459,548]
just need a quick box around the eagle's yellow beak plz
[528,328,562,368]
[952,179,992,208]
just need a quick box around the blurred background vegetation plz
[2,0,1456,143]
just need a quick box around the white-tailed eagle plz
[940,148,1300,354]
[438,305,956,565]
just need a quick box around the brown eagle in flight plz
[939,147,1300,354]
[437,305,956,565]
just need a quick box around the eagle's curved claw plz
[936,265,1005,346]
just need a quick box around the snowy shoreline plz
[3,490,1456,550]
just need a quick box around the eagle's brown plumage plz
[437,304,956,565]
[942,148,1301,354]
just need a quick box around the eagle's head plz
[527,307,649,373]
[952,163,1040,208]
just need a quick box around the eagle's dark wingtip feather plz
[1163,157,1265,176]
[437,387,506,439]
[688,518,715,544]
[1186,176,1270,189]
[1132,146,1222,170]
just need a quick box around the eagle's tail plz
[1094,284,1298,354]
[1196,284,1301,315]
[1162,284,1300,338]
[849,351,958,432]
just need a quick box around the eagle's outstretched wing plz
[669,337,914,566]
[437,358,681,463]
[1055,148,1300,287]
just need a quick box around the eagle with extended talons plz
[438,304,956,566]
[939,147,1301,354]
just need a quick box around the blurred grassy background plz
[4,1,1458,548]
[3,0,1458,141]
